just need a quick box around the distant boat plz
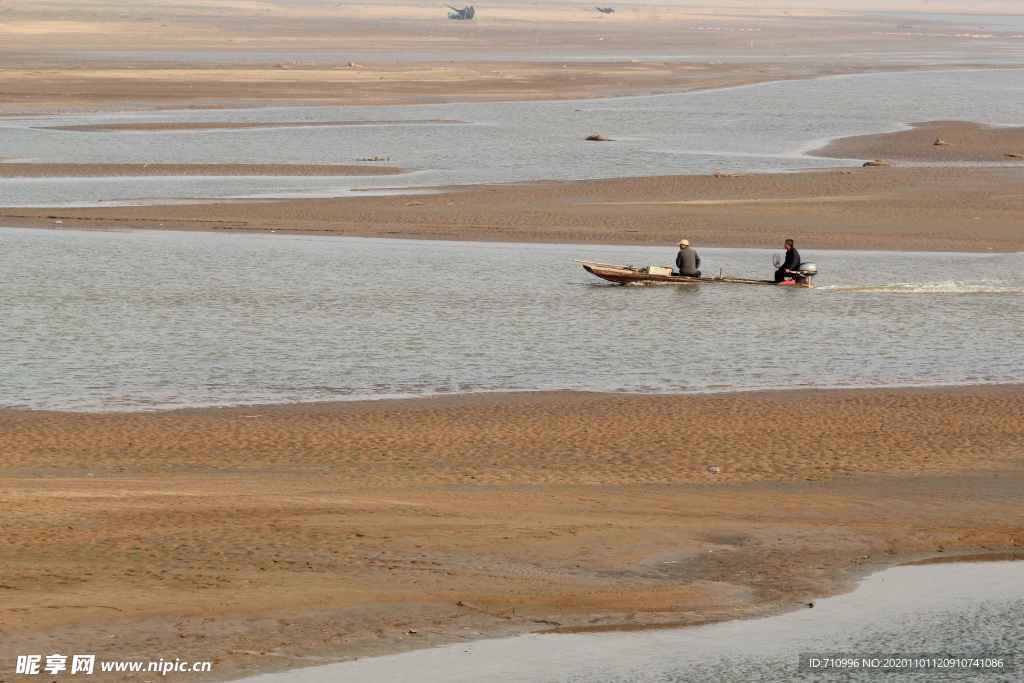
[578,260,816,288]
[447,5,475,20]
[595,6,615,14]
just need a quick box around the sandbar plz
[2,385,1022,680]
[7,166,1023,252]
[812,120,1024,162]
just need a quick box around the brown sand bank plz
[2,386,1023,680]
[0,62,878,115]
[1,1,1018,115]
[0,1,988,114]
[8,167,1024,252]
[814,121,1024,162]
[0,163,401,177]
[0,0,998,62]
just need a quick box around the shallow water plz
[1,69,1023,206]
[875,11,1024,32]
[1,228,1020,411]
[231,560,1023,682]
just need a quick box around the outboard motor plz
[772,255,818,287]
[794,262,817,287]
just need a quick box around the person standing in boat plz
[675,239,701,278]
[774,239,801,282]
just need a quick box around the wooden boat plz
[578,260,815,288]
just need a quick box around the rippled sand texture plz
[2,387,1022,680]
[6,388,1024,484]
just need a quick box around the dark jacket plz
[676,248,701,276]
[782,247,801,271]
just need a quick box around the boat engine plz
[793,262,817,286]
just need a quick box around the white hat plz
[678,239,690,247]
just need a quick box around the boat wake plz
[821,281,1024,295]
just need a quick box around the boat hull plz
[579,261,812,288]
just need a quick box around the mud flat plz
[0,1,1016,114]
[812,120,1024,162]
[0,63,905,115]
[2,386,1022,680]
[7,166,1024,252]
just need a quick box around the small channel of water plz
[233,560,1023,683]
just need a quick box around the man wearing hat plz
[674,239,701,278]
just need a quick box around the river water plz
[1,69,1023,206]
[231,560,1023,683]
[1,228,1020,411]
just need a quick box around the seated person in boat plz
[675,239,701,278]
[774,238,801,282]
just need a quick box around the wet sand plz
[7,166,1024,252]
[2,386,1022,681]
[0,163,402,177]
[233,561,1024,682]
[0,1,1014,114]
[0,63,877,114]
[813,120,1024,162]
